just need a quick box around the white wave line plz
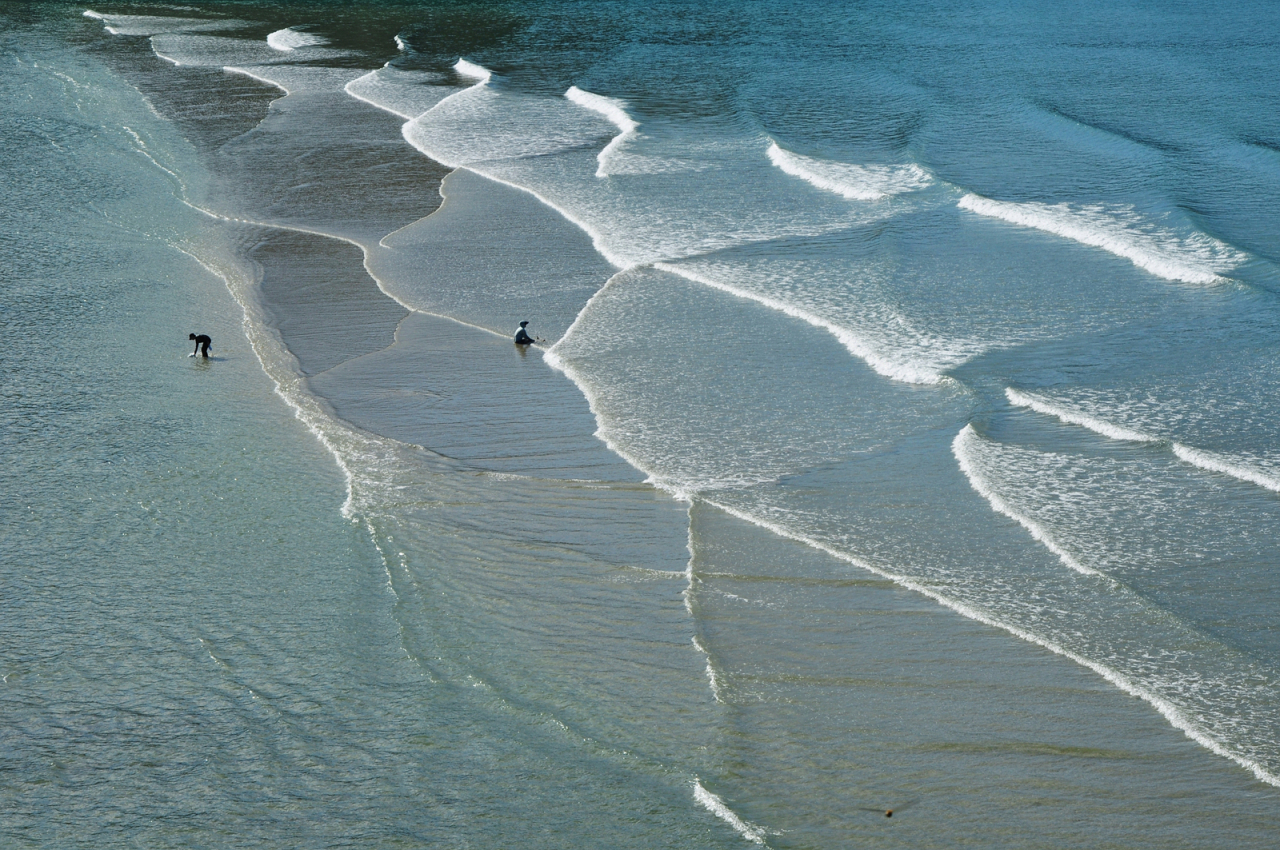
[952,425,1100,577]
[150,44,184,67]
[146,105,1280,791]
[223,65,290,95]
[267,27,327,52]
[1171,443,1280,493]
[693,780,769,845]
[564,85,638,178]
[453,58,491,82]
[654,262,947,385]
[697,494,1278,788]
[342,67,415,121]
[691,636,724,703]
[958,194,1243,285]
[1005,388,1158,443]
[766,141,931,201]
[1006,388,1280,494]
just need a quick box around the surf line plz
[364,56,960,387]
[653,262,949,386]
[184,209,764,850]
[136,159,512,524]
[952,425,1100,577]
[682,509,726,705]
[343,64,456,122]
[957,194,1244,285]
[137,38,1280,789]
[766,141,933,201]
[693,779,772,845]
[564,85,637,178]
[1006,387,1280,494]
[695,494,1280,788]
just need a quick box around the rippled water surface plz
[6,1,1280,846]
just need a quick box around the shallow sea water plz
[5,1,1280,846]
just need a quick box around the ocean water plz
[6,1,1280,846]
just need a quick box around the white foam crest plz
[453,59,492,82]
[692,780,769,845]
[1005,388,1158,443]
[653,262,947,385]
[344,65,456,121]
[222,65,289,94]
[223,65,361,99]
[541,346,688,498]
[149,34,309,68]
[394,35,408,52]
[564,86,638,178]
[401,95,627,268]
[155,137,1279,787]
[121,125,185,189]
[952,425,1100,576]
[767,142,931,201]
[1171,444,1280,493]
[83,9,244,36]
[267,27,327,51]
[697,497,1280,788]
[691,636,724,703]
[958,194,1246,284]
[406,87,614,175]
[1005,388,1280,493]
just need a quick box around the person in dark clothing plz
[189,333,212,358]
[514,321,539,345]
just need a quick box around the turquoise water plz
[6,2,1280,846]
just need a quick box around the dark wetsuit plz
[514,326,535,345]
[191,334,212,357]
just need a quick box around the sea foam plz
[565,86,638,177]
[83,10,244,36]
[1006,388,1280,493]
[267,27,328,51]
[654,262,951,385]
[767,142,931,201]
[1005,388,1158,443]
[958,195,1246,284]
[453,59,492,82]
[1169,444,1280,493]
[698,496,1280,789]
[692,780,769,845]
[345,65,455,121]
[952,425,1099,576]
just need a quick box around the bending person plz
[189,333,212,358]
